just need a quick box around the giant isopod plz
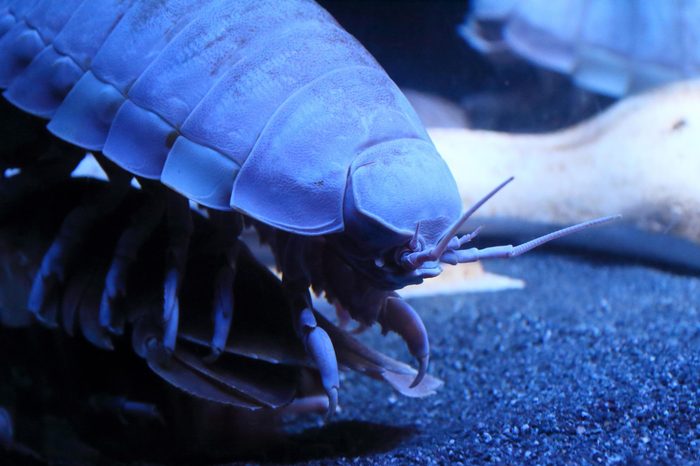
[0,0,617,417]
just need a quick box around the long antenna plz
[443,215,622,263]
[510,215,621,256]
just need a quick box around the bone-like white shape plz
[430,79,700,243]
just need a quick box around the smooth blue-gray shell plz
[0,0,440,236]
[461,0,700,97]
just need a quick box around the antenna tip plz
[593,214,623,225]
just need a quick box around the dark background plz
[318,0,614,132]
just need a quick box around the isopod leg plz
[204,212,243,362]
[302,307,339,419]
[27,157,131,325]
[287,287,340,419]
[162,192,192,352]
[98,180,166,334]
[378,294,430,388]
[205,262,235,361]
[273,233,341,418]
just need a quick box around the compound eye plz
[396,248,413,270]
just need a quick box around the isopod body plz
[0,0,616,413]
[1,0,457,226]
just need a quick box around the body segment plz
[2,0,433,231]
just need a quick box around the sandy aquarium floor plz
[272,252,700,465]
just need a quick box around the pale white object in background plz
[401,263,524,298]
[71,153,108,181]
[71,153,143,190]
[430,79,700,242]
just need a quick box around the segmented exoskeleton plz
[0,0,616,415]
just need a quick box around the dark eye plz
[374,257,385,268]
[394,248,411,269]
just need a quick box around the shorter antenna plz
[403,177,514,268]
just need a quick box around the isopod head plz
[340,154,620,292]
[338,137,462,290]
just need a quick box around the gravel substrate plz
[3,247,699,465]
[277,252,700,465]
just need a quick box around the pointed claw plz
[161,193,192,353]
[27,240,66,325]
[380,295,430,388]
[325,386,338,421]
[205,264,235,363]
[412,355,429,388]
[162,268,180,352]
[163,268,178,324]
[302,309,340,419]
[98,263,126,334]
[27,273,60,326]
